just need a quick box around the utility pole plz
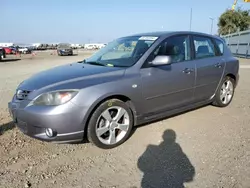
[189,8,192,31]
[209,17,214,34]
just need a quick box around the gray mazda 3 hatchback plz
[8,31,239,149]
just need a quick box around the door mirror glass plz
[151,55,172,66]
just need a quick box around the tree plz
[218,8,250,35]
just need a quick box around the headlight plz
[33,90,78,106]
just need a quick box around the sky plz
[2,0,250,44]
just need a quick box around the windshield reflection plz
[85,36,158,67]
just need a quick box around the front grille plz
[16,90,31,100]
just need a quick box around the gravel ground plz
[0,53,250,188]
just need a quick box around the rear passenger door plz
[192,35,225,102]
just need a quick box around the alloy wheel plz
[220,80,234,104]
[95,106,130,145]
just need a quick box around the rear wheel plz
[87,99,134,149]
[212,76,235,107]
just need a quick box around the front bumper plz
[8,96,86,143]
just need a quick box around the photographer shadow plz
[137,129,195,188]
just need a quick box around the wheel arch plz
[225,72,238,88]
[82,94,137,139]
[211,71,238,102]
[226,73,236,81]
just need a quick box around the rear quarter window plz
[214,39,224,55]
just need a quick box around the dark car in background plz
[57,43,73,56]
[9,46,18,54]
[0,47,6,61]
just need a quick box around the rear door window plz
[192,36,216,59]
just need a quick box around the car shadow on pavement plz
[137,129,195,188]
[58,54,79,57]
[0,121,15,135]
[0,58,21,63]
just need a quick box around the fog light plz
[45,128,54,138]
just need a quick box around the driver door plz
[140,35,196,115]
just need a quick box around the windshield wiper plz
[83,60,128,68]
[77,60,84,63]
[111,64,128,67]
[84,61,105,66]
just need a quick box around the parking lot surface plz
[0,52,250,188]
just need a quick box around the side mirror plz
[150,55,172,66]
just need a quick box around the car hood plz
[18,62,125,91]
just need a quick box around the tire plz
[87,99,134,149]
[212,76,235,107]
[3,50,6,58]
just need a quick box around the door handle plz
[182,68,194,74]
[214,63,222,68]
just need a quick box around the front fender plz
[71,74,144,126]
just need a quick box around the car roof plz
[124,31,223,40]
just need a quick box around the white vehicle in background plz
[18,47,31,54]
[0,43,14,47]
[70,44,82,49]
[84,43,106,50]
[97,44,106,48]
[84,44,97,50]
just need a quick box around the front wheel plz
[87,99,134,149]
[212,76,235,107]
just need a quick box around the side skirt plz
[134,99,214,126]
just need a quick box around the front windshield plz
[85,36,158,67]
[58,43,71,48]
